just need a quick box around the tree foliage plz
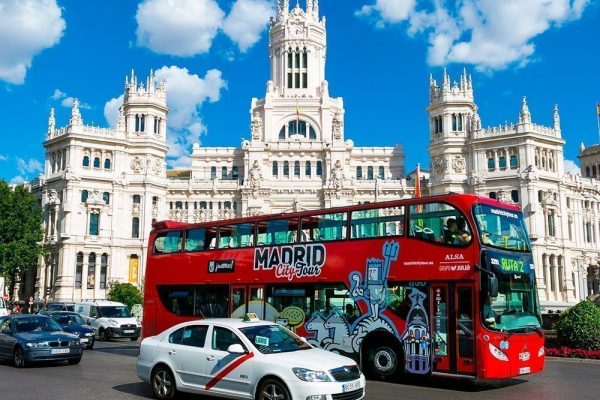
[554,300,600,351]
[0,181,44,298]
[107,282,143,310]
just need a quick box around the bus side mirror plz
[488,274,498,298]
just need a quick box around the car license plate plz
[50,348,70,355]
[80,338,88,343]
[342,381,360,393]
[124,330,134,334]
[519,367,530,375]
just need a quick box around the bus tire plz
[364,343,402,380]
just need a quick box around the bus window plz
[157,284,228,317]
[386,283,412,318]
[218,223,254,248]
[267,286,310,329]
[313,285,361,324]
[300,212,347,242]
[185,228,217,251]
[257,219,298,245]
[351,205,404,239]
[153,231,183,254]
[408,202,471,246]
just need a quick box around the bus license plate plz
[342,381,360,392]
[519,367,530,375]
[124,330,134,334]
[51,348,70,355]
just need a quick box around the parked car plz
[47,311,95,350]
[75,300,140,341]
[44,303,76,312]
[0,314,83,367]
[137,316,366,400]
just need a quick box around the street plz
[0,340,599,400]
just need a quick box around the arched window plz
[232,166,239,179]
[452,114,457,131]
[100,253,108,289]
[75,252,83,289]
[140,114,145,132]
[294,161,300,177]
[273,161,279,177]
[309,126,316,139]
[549,158,554,171]
[221,166,228,179]
[133,195,141,204]
[279,126,285,139]
[305,161,311,176]
[175,201,183,209]
[379,166,385,179]
[457,114,463,131]
[93,157,100,168]
[104,158,111,170]
[283,161,290,177]
[586,166,591,177]
[211,166,217,179]
[488,157,495,171]
[87,252,96,289]
[511,190,519,203]
[82,156,90,167]
[200,201,207,209]
[81,190,88,203]
[499,156,507,170]
[489,192,497,199]
[89,213,99,236]
[103,192,110,204]
[279,119,317,140]
[535,156,539,167]
[593,166,597,177]
[356,166,362,179]
[367,166,374,180]
[316,161,322,176]
[132,217,140,238]
[510,155,518,169]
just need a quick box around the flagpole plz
[596,103,600,144]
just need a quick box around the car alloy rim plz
[374,348,396,374]
[153,370,172,398]
[262,383,286,400]
[15,349,24,367]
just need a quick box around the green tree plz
[107,282,143,310]
[554,300,600,351]
[0,181,44,300]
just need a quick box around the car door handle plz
[206,355,215,361]
[168,350,176,356]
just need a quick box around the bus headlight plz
[538,346,545,357]
[489,343,509,361]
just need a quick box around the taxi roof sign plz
[243,313,260,322]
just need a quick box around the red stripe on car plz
[205,352,255,391]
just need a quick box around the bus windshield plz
[484,270,542,332]
[473,203,531,252]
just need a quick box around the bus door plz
[229,285,266,319]
[431,283,475,375]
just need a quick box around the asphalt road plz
[0,340,599,400]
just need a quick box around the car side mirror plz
[227,344,246,354]
[488,274,499,298]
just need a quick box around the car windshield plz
[14,317,63,333]
[239,324,312,354]
[473,203,531,252]
[52,314,85,326]
[98,306,131,318]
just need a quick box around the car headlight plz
[85,332,94,337]
[292,368,332,382]
[26,341,49,348]
[71,340,80,346]
[108,319,119,326]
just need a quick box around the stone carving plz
[153,159,163,175]
[471,113,481,130]
[251,112,263,140]
[522,164,538,182]
[131,156,144,173]
[331,160,344,188]
[332,113,343,140]
[48,189,60,205]
[497,190,511,203]
[452,155,466,173]
[248,160,262,189]
[541,190,558,207]
[432,157,446,173]
[132,204,141,215]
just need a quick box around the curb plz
[546,356,600,364]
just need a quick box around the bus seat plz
[208,238,216,249]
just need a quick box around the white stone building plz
[427,69,600,312]
[30,0,411,303]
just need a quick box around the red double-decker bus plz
[142,193,544,380]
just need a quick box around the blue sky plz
[0,0,599,183]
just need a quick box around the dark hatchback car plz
[0,315,83,367]
[47,312,95,350]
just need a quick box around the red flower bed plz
[545,346,600,359]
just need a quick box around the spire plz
[580,142,585,153]
[313,0,319,19]
[429,73,434,87]
[460,67,467,91]
[149,69,155,92]
[48,108,55,134]
[69,99,83,126]
[553,104,560,130]
[116,106,125,131]
[306,0,313,17]
[519,96,531,124]
[442,68,450,91]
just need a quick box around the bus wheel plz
[370,346,399,379]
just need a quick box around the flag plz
[414,163,421,198]
[296,104,300,124]
[597,103,600,116]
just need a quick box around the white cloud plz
[222,0,274,52]
[357,0,592,71]
[564,159,580,175]
[104,95,124,128]
[0,0,66,84]
[136,0,225,56]
[0,154,7,161]
[52,88,66,100]
[9,176,26,185]
[16,158,43,175]
[60,96,91,109]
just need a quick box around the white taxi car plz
[137,315,366,400]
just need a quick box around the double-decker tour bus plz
[142,193,544,380]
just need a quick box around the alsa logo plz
[445,254,464,261]
[254,243,326,281]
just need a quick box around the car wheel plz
[68,356,82,365]
[257,378,291,400]
[151,365,176,400]
[87,343,94,350]
[13,347,27,368]
[99,329,110,342]
[131,337,139,341]
[369,346,399,379]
